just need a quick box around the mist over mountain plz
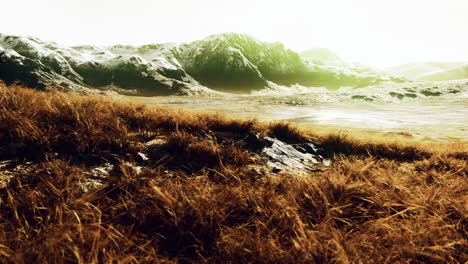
[1,33,406,95]
[301,48,345,65]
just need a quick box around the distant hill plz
[385,62,468,81]
[0,33,404,95]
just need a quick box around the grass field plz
[0,83,466,263]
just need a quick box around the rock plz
[242,133,329,173]
[0,161,38,188]
[420,89,443,96]
[261,136,320,171]
[404,93,417,98]
[80,162,114,192]
[291,142,321,154]
[351,95,375,102]
[389,92,405,99]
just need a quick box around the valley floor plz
[124,82,468,142]
[0,83,466,263]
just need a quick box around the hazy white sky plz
[1,0,467,67]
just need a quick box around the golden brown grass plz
[0,83,466,263]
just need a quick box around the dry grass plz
[0,83,467,263]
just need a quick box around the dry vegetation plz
[0,83,467,263]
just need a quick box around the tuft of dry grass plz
[317,133,432,161]
[268,122,307,143]
[0,83,467,263]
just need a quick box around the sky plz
[1,0,467,67]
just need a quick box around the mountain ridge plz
[1,33,405,95]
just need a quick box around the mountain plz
[173,33,316,91]
[0,36,85,92]
[385,62,468,81]
[0,33,404,95]
[300,48,406,89]
[174,34,404,91]
[0,34,201,95]
[173,34,269,92]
